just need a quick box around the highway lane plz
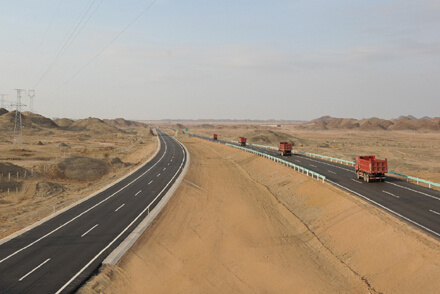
[0,130,187,294]
[191,134,440,239]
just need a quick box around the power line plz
[29,0,63,89]
[33,0,99,89]
[63,0,159,85]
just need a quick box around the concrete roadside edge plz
[103,136,190,265]
[0,130,161,246]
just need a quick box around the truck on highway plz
[278,142,293,156]
[355,156,387,182]
[238,137,247,146]
[213,134,218,140]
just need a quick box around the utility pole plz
[28,90,35,113]
[13,89,26,150]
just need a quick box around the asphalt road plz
[0,130,187,294]
[192,134,440,239]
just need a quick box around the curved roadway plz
[0,130,187,294]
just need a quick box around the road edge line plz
[0,131,161,246]
[102,135,190,265]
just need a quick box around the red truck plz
[213,134,218,140]
[278,142,293,156]
[238,137,247,146]
[355,156,387,182]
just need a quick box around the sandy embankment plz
[81,136,440,294]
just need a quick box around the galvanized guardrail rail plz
[225,143,326,183]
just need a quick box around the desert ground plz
[0,110,157,238]
[80,132,440,294]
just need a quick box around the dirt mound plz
[103,118,146,129]
[68,117,123,134]
[35,182,64,198]
[243,129,296,145]
[358,117,393,131]
[197,124,215,129]
[22,112,59,129]
[136,126,155,138]
[0,111,34,130]
[0,108,8,116]
[174,129,188,138]
[54,118,74,128]
[48,157,109,181]
[301,116,439,132]
[0,162,27,175]
[326,118,360,129]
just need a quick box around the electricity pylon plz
[28,90,35,113]
[13,89,26,150]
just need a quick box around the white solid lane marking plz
[430,210,440,216]
[382,190,399,198]
[327,179,440,238]
[55,137,187,294]
[351,179,362,184]
[0,134,169,265]
[19,258,50,281]
[81,224,99,237]
[157,173,161,177]
[135,190,142,196]
[310,164,317,167]
[328,170,336,174]
[386,182,440,201]
[148,180,153,185]
[115,204,125,212]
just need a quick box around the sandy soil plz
[0,123,157,239]
[160,122,440,185]
[79,135,440,293]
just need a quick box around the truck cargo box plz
[355,156,387,182]
[278,142,292,156]
[238,137,247,146]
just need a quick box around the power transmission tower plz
[28,90,35,113]
[0,94,7,109]
[13,89,26,150]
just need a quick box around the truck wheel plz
[366,174,370,183]
[356,171,360,179]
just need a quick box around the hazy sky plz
[1,0,439,120]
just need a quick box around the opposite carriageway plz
[0,130,188,294]
[190,133,440,239]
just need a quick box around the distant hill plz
[300,116,440,131]
[0,111,59,131]
[103,118,146,129]
[68,117,123,134]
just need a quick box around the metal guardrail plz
[225,143,326,183]
[292,150,355,166]
[387,171,440,189]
